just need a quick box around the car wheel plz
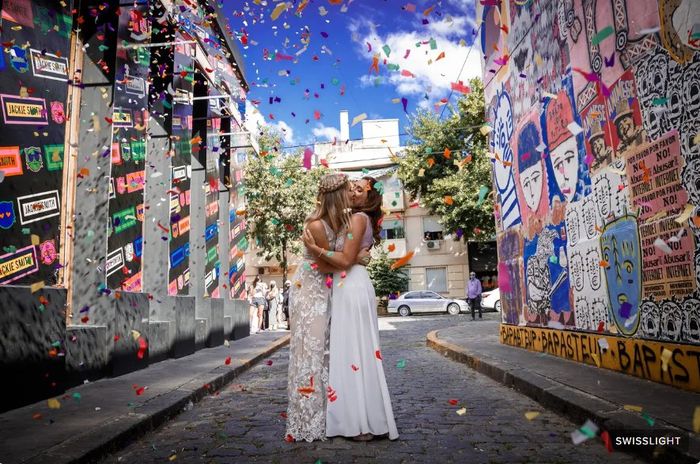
[494,300,501,312]
[447,303,460,315]
[398,305,411,317]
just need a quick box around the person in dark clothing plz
[282,280,291,330]
[466,271,483,319]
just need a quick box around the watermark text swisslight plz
[610,430,689,451]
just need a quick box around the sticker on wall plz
[0,245,38,284]
[39,239,57,265]
[16,190,60,225]
[8,46,29,73]
[124,75,146,98]
[126,170,145,193]
[50,102,65,124]
[43,144,64,171]
[492,87,521,230]
[124,243,134,262]
[1,0,34,28]
[112,206,136,234]
[112,108,133,128]
[1,94,48,125]
[29,49,69,81]
[106,247,125,277]
[0,201,16,229]
[0,146,24,177]
[122,271,142,292]
[23,146,44,173]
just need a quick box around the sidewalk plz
[0,330,290,464]
[428,317,700,464]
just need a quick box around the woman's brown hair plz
[353,176,383,246]
[305,173,352,235]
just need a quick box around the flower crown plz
[319,173,348,193]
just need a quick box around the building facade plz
[478,0,700,392]
[0,0,254,412]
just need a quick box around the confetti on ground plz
[524,411,540,420]
[47,398,61,409]
[225,356,231,365]
[448,399,459,405]
[456,407,467,415]
[396,359,406,369]
[571,419,599,445]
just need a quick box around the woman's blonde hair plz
[306,173,351,235]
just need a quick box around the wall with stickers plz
[0,0,252,411]
[0,0,72,286]
[478,0,700,392]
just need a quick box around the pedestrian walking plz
[267,281,280,330]
[250,276,266,333]
[467,271,482,320]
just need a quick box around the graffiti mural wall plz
[479,0,700,390]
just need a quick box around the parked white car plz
[387,291,470,317]
[480,288,501,312]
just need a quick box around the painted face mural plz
[600,216,642,336]
[549,137,580,201]
[544,89,581,202]
[517,122,544,212]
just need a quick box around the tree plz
[397,78,494,241]
[367,247,409,314]
[243,128,324,282]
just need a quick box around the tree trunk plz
[281,239,288,284]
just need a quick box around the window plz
[421,291,443,299]
[381,218,405,240]
[426,268,447,293]
[403,292,421,299]
[422,216,444,241]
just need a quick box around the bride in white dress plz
[303,177,399,441]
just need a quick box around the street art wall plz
[479,0,700,391]
[0,0,73,286]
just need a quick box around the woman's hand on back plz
[356,248,371,266]
[302,227,318,250]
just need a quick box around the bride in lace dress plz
[302,177,399,441]
[285,173,352,442]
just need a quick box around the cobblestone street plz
[102,314,642,463]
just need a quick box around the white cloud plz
[350,17,482,101]
[270,120,295,145]
[312,123,341,142]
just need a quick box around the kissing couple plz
[285,173,399,442]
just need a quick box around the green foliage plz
[243,127,324,280]
[367,247,409,299]
[397,78,494,241]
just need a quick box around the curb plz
[30,334,291,464]
[426,330,697,464]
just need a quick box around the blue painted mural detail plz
[600,215,642,336]
[492,87,521,230]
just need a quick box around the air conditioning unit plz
[426,240,442,251]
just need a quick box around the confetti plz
[351,113,367,126]
[592,26,614,45]
[375,350,382,360]
[391,250,415,270]
[571,419,598,445]
[660,348,672,372]
[396,359,406,369]
[456,407,467,415]
[524,411,540,420]
[693,406,700,433]
[47,398,61,409]
[225,356,231,365]
[351,364,359,371]
[270,2,288,20]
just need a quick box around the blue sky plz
[221,0,481,149]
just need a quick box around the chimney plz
[339,110,349,141]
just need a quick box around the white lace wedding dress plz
[326,212,399,439]
[285,220,335,442]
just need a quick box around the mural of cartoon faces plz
[600,216,642,336]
